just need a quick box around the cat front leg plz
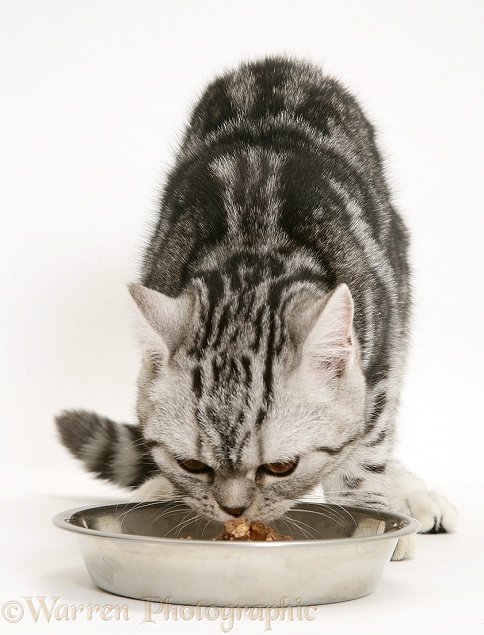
[321,470,417,560]
[321,470,391,512]
[383,459,458,535]
[132,474,175,501]
[383,459,457,560]
[321,461,457,560]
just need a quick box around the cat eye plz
[259,458,299,477]
[177,458,213,475]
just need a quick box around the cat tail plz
[55,410,159,488]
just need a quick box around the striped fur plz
[55,410,158,487]
[56,58,456,552]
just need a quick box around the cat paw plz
[403,489,458,534]
[391,534,416,561]
[389,489,457,560]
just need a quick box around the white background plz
[1,1,483,633]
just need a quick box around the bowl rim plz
[52,501,421,548]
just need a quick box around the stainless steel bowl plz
[53,501,419,606]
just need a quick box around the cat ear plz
[302,284,354,381]
[128,283,193,354]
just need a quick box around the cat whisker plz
[109,499,187,533]
[290,504,358,531]
[117,437,150,454]
[200,516,215,538]
[104,500,158,532]
[168,512,202,538]
[296,497,358,524]
[279,515,316,540]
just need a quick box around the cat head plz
[129,279,366,522]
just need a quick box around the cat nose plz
[221,506,246,517]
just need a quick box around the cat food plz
[214,517,293,541]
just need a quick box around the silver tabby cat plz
[56,58,456,559]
